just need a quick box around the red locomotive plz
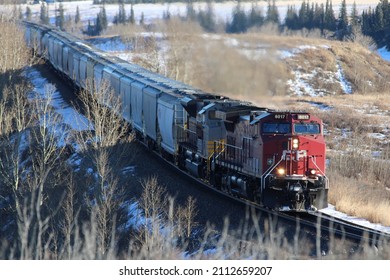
[178,95,328,211]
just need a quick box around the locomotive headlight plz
[277,168,285,176]
[292,138,299,149]
[310,169,316,175]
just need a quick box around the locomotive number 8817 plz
[23,21,328,212]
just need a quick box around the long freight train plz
[23,21,328,212]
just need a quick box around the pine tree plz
[129,4,135,24]
[375,3,385,32]
[75,6,81,24]
[266,0,279,24]
[95,6,108,35]
[298,0,308,28]
[285,5,299,30]
[381,0,390,27]
[40,2,49,25]
[139,12,145,25]
[198,2,216,32]
[101,5,108,30]
[26,6,32,20]
[120,0,126,24]
[324,0,336,31]
[18,6,23,20]
[313,3,325,30]
[350,1,359,26]
[337,0,348,33]
[248,3,264,28]
[56,2,65,30]
[308,2,315,29]
[186,0,197,21]
[227,2,248,33]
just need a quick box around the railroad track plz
[151,146,390,246]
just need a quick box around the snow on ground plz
[287,69,318,96]
[122,200,145,231]
[335,61,352,94]
[1,0,378,27]
[377,46,390,62]
[88,36,132,52]
[319,204,390,234]
[24,67,92,132]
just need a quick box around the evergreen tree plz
[324,0,336,31]
[139,12,145,25]
[226,2,248,33]
[381,0,390,27]
[75,6,81,24]
[101,5,108,30]
[26,6,32,20]
[248,3,264,28]
[18,6,23,20]
[129,4,135,24]
[337,0,348,37]
[298,0,308,28]
[285,5,299,29]
[313,3,325,30]
[198,2,216,32]
[186,0,197,21]
[95,6,108,35]
[349,1,358,26]
[266,0,279,24]
[40,2,49,25]
[375,3,385,32]
[56,2,65,30]
[307,2,315,29]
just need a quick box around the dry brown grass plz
[328,170,390,226]
[232,32,390,96]
[331,42,390,94]
[189,39,291,100]
[148,19,292,103]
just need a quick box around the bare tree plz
[178,196,198,239]
[138,176,168,256]
[132,34,166,75]
[75,79,134,255]
[159,18,203,84]
[0,21,32,87]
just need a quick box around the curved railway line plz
[156,148,390,246]
[22,21,390,256]
[29,53,390,258]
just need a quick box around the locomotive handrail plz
[260,156,283,192]
[310,156,330,189]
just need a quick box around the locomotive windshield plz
[262,123,291,134]
[294,123,320,134]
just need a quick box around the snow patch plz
[122,200,146,231]
[335,61,352,94]
[24,67,93,132]
[319,204,390,234]
[122,165,136,176]
[377,46,390,62]
[287,69,318,96]
[367,133,386,140]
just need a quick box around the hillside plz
[96,28,390,225]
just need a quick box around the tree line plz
[33,0,390,48]
[361,0,390,46]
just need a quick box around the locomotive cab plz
[258,112,328,211]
